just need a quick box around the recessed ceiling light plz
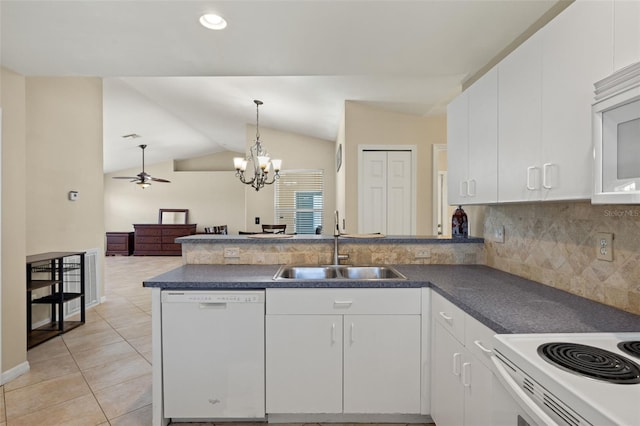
[199,13,227,30]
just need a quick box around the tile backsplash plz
[484,202,640,315]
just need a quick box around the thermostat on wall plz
[68,191,79,201]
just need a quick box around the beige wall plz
[104,125,335,235]
[1,67,28,373]
[343,101,446,235]
[26,78,104,253]
[104,161,246,233]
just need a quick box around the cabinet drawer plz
[107,243,127,251]
[137,228,162,236]
[464,315,495,369]
[266,288,421,315]
[163,228,193,236]
[432,291,465,343]
[135,243,162,251]
[136,236,161,244]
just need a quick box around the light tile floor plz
[1,256,436,426]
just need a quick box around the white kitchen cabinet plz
[497,31,543,203]
[265,314,343,413]
[539,0,613,201]
[498,0,614,202]
[343,314,421,413]
[430,292,495,426]
[447,67,498,205]
[265,288,422,415]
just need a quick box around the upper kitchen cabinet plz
[498,0,613,202]
[540,0,613,201]
[497,32,542,203]
[614,0,640,71]
[447,67,498,205]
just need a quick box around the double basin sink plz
[273,265,406,281]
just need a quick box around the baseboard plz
[267,413,433,423]
[1,360,30,385]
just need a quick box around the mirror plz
[159,208,189,224]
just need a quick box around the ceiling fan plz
[112,144,171,189]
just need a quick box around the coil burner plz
[538,342,640,384]
[618,341,640,360]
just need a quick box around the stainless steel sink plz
[274,266,339,280]
[273,265,406,280]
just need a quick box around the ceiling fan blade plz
[150,177,171,183]
[112,176,140,179]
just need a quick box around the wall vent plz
[66,248,101,316]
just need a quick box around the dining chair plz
[262,224,287,234]
[204,225,228,235]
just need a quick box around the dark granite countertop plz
[144,264,640,334]
[176,234,484,244]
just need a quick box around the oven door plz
[491,356,559,426]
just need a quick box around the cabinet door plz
[498,32,542,202]
[447,91,469,206]
[462,352,494,426]
[343,315,421,414]
[467,67,498,204]
[540,0,613,201]
[431,321,464,426]
[265,315,343,413]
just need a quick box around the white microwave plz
[592,61,640,204]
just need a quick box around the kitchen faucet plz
[333,210,349,265]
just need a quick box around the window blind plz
[275,170,324,234]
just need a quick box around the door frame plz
[357,145,417,234]
[432,144,447,236]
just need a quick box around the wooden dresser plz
[133,224,197,256]
[105,232,135,256]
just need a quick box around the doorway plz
[432,144,450,237]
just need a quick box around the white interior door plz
[360,148,414,235]
[361,151,387,234]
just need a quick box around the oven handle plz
[491,355,559,426]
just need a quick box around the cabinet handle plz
[439,311,453,324]
[526,166,539,190]
[542,163,553,189]
[333,300,353,307]
[350,322,355,344]
[462,362,471,387]
[459,181,467,197]
[452,352,462,376]
[331,323,336,344]
[467,179,476,197]
[199,303,226,309]
[474,340,493,355]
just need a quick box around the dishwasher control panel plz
[162,290,265,304]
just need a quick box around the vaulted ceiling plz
[0,0,561,172]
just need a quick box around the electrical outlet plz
[494,225,505,243]
[596,232,613,262]
[223,247,240,258]
[415,248,431,259]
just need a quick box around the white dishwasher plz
[161,290,265,420]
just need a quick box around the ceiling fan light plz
[137,182,151,189]
[199,14,227,30]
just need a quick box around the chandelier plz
[233,100,282,191]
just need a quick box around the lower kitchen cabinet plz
[265,288,422,414]
[431,291,495,426]
[266,314,343,413]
